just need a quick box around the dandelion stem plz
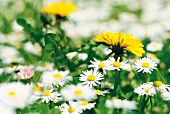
[156,70,167,84]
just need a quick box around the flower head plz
[134,82,156,96]
[106,57,128,71]
[59,101,82,114]
[60,84,96,101]
[42,2,76,17]
[88,58,109,74]
[146,42,163,52]
[134,57,157,74]
[79,69,104,88]
[0,82,32,108]
[40,89,62,103]
[95,89,109,96]
[79,100,96,110]
[106,97,137,110]
[41,70,72,87]
[153,81,170,92]
[95,32,145,57]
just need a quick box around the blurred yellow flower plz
[42,2,76,17]
[95,32,145,57]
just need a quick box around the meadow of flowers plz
[1,0,170,114]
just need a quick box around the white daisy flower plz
[101,81,114,89]
[161,91,170,101]
[36,61,54,71]
[79,100,96,110]
[134,82,156,96]
[0,46,19,59]
[95,89,109,96]
[153,81,170,92]
[106,98,137,110]
[79,69,104,88]
[77,53,88,61]
[146,42,163,52]
[146,53,160,63]
[134,57,157,74]
[122,99,137,110]
[60,84,96,101]
[106,57,128,71]
[59,101,82,114]
[0,82,32,108]
[88,58,109,74]
[32,85,44,96]
[66,52,78,60]
[40,89,62,103]
[41,70,72,87]
[23,41,42,56]
[2,56,24,65]
[122,63,133,72]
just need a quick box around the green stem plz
[113,70,119,96]
[156,70,167,84]
[139,96,142,114]
[150,96,153,114]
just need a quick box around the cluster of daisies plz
[87,56,157,76]
[134,81,170,100]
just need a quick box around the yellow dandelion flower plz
[42,2,76,17]
[95,32,145,57]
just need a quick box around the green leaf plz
[94,108,102,114]
[39,103,49,114]
[50,108,61,114]
[120,90,134,99]
[17,18,33,33]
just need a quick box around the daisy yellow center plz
[153,44,158,48]
[145,88,151,93]
[8,91,16,97]
[42,63,48,67]
[104,84,110,89]
[96,90,102,95]
[81,100,89,106]
[142,62,150,68]
[117,99,122,102]
[74,89,83,95]
[68,106,75,113]
[154,81,163,87]
[87,74,96,81]
[33,86,43,92]
[98,62,105,68]
[113,62,121,67]
[53,73,62,79]
[150,53,156,58]
[43,90,51,96]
